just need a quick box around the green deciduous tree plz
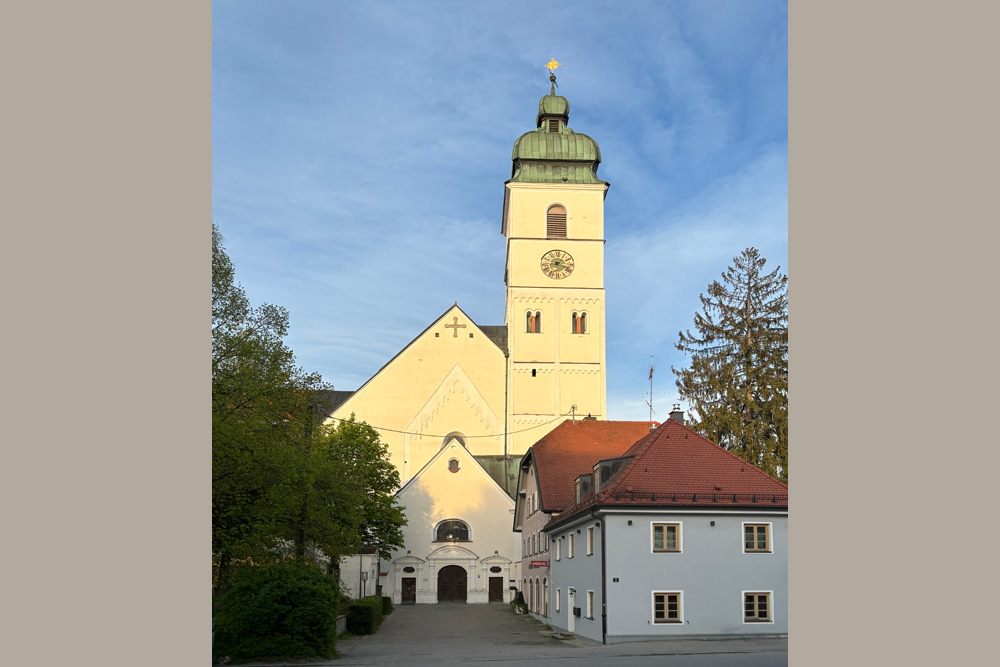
[672,247,788,482]
[325,417,406,560]
[213,223,406,595]
[213,223,326,588]
[277,417,406,563]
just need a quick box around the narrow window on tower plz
[572,311,588,334]
[548,118,559,133]
[546,205,567,238]
[526,310,542,334]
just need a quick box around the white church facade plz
[322,72,612,604]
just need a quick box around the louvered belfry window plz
[548,119,559,133]
[547,205,567,238]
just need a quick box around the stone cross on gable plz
[444,316,467,338]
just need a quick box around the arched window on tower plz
[572,311,588,334]
[526,310,542,334]
[435,519,470,542]
[546,205,567,238]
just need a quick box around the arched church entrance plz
[437,565,467,603]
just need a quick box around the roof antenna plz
[644,355,657,422]
[571,404,577,422]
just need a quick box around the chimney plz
[669,404,685,424]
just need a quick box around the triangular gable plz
[328,303,504,419]
[404,363,501,440]
[512,449,534,532]
[512,448,545,532]
[396,435,515,506]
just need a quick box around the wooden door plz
[401,577,416,604]
[436,565,467,603]
[488,576,503,602]
[567,588,575,633]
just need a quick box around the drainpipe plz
[590,508,607,644]
[504,347,510,492]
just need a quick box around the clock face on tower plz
[540,249,575,279]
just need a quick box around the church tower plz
[503,69,609,455]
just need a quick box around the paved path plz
[239,603,787,666]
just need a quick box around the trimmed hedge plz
[214,559,340,660]
[381,596,393,615]
[346,596,384,635]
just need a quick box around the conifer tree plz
[672,247,788,482]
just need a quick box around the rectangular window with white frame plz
[652,591,683,624]
[587,526,594,555]
[556,588,561,612]
[556,537,561,561]
[651,522,682,553]
[743,522,772,553]
[586,590,595,620]
[569,534,575,558]
[743,590,774,623]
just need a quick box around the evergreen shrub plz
[214,559,340,660]
[346,597,383,634]
[381,595,393,615]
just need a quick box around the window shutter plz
[547,206,567,238]
[548,119,559,133]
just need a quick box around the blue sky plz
[212,0,787,422]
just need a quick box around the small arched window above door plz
[547,205,567,238]
[435,519,471,542]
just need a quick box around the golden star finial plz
[545,58,562,73]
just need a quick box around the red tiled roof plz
[530,420,658,512]
[547,419,788,528]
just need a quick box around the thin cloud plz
[213,1,788,417]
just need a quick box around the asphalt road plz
[311,603,787,667]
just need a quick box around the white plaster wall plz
[604,512,788,639]
[386,441,520,604]
[338,553,379,600]
[546,515,604,643]
[546,510,788,641]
